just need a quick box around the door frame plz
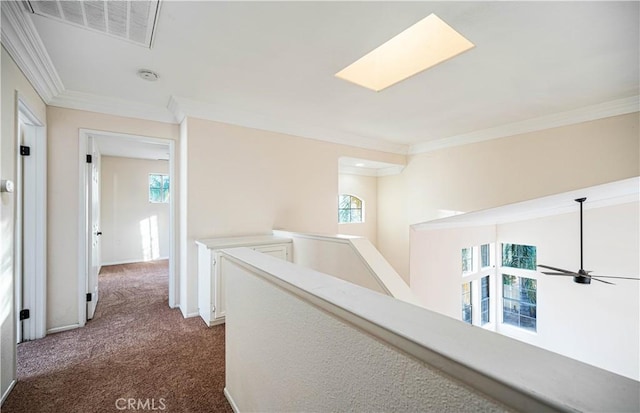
[78,129,177,326]
[15,94,47,340]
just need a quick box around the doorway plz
[78,129,177,326]
[15,96,47,342]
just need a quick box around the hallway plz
[3,260,231,412]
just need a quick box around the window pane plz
[149,174,162,188]
[350,209,362,222]
[502,243,537,270]
[462,247,473,273]
[462,282,472,324]
[481,244,490,268]
[339,196,351,209]
[338,209,350,223]
[350,197,362,209]
[149,188,161,202]
[481,276,489,299]
[502,274,537,331]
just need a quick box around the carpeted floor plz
[2,260,232,413]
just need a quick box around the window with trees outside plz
[338,194,363,223]
[149,174,169,203]
[502,274,537,331]
[501,242,537,331]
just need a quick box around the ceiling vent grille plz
[26,1,160,48]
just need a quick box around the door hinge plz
[19,309,30,320]
[86,293,92,302]
[86,154,92,163]
[20,145,31,156]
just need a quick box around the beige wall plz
[338,173,377,245]
[378,113,640,284]
[180,116,404,316]
[1,46,47,403]
[46,107,178,330]
[100,156,170,265]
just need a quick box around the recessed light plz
[335,14,474,92]
[355,163,366,167]
[137,69,159,81]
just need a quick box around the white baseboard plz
[185,311,199,318]
[101,257,169,266]
[47,323,80,334]
[1,379,16,406]
[224,387,239,413]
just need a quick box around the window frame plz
[149,173,170,204]
[498,242,538,333]
[460,243,495,329]
[338,194,365,224]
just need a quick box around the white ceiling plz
[92,133,169,161]
[5,1,640,154]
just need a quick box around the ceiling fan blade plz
[590,277,616,285]
[542,272,577,276]
[538,264,574,274]
[586,274,640,281]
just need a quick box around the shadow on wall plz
[140,215,160,261]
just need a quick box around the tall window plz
[481,244,491,268]
[461,282,472,324]
[149,174,169,203]
[460,244,493,326]
[462,247,473,273]
[481,275,490,325]
[502,274,537,331]
[338,194,363,223]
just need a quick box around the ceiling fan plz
[537,197,640,285]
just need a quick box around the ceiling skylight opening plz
[335,13,474,92]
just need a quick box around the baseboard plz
[47,323,80,334]
[185,311,199,318]
[1,379,16,406]
[224,387,239,413]
[101,257,169,266]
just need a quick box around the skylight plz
[335,14,474,92]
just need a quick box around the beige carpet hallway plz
[2,260,232,413]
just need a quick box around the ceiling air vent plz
[26,1,161,48]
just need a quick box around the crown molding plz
[339,165,405,177]
[1,0,64,102]
[409,96,640,155]
[168,95,409,155]
[50,90,176,123]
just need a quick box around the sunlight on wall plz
[0,218,12,323]
[140,215,160,261]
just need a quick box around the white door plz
[86,138,101,320]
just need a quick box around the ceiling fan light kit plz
[537,197,639,285]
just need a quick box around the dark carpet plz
[2,260,232,413]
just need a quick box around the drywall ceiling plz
[7,1,640,153]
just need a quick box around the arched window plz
[338,194,364,223]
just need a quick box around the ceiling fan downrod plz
[574,197,590,284]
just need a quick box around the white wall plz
[180,116,405,317]
[410,201,640,380]
[379,113,640,283]
[223,253,506,413]
[338,173,377,245]
[100,156,170,265]
[222,247,639,413]
[46,106,179,330]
